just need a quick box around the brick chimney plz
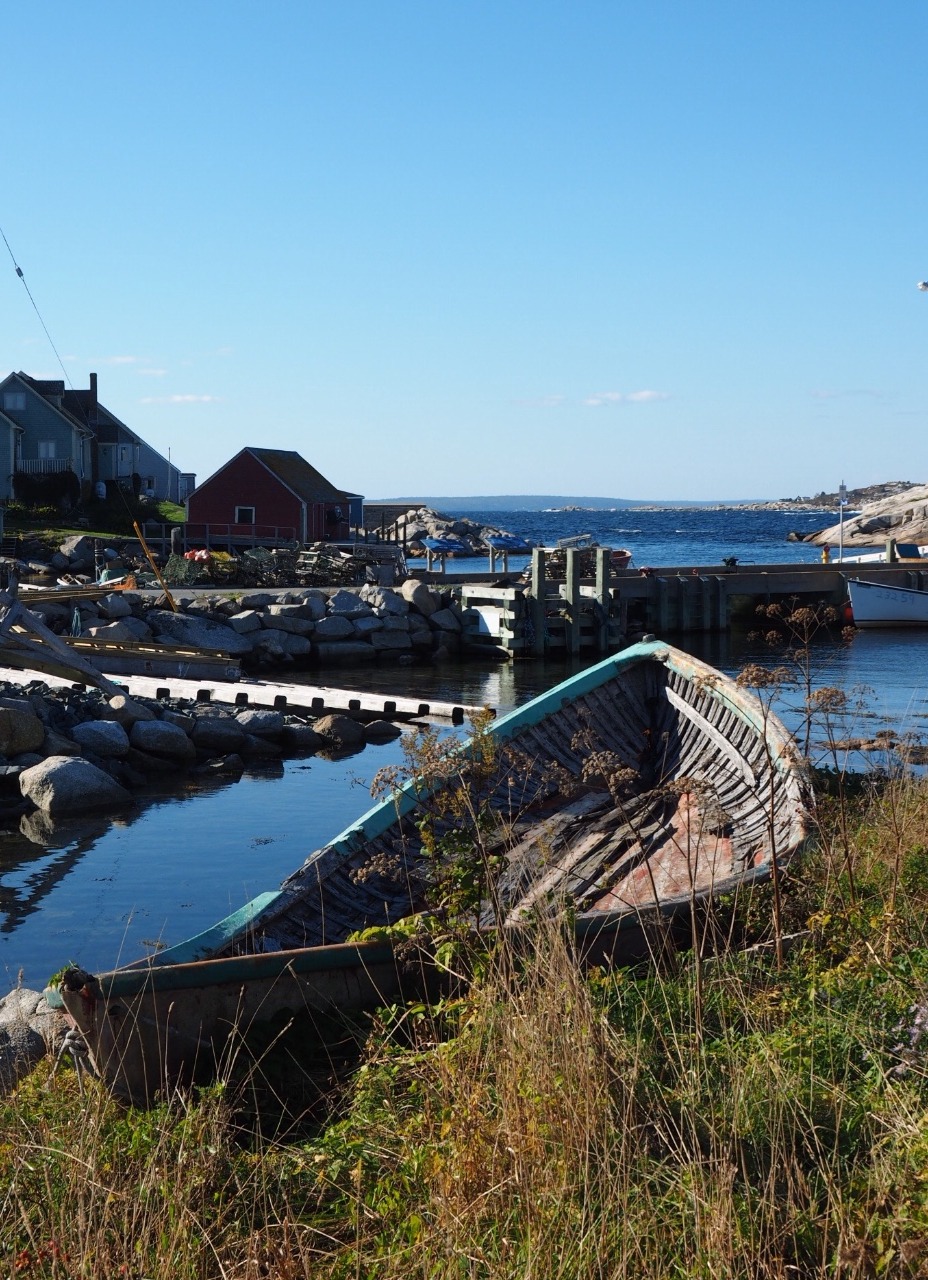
[88,372,98,426]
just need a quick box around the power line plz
[0,220,73,390]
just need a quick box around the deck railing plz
[16,459,75,475]
[141,523,299,555]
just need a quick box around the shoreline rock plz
[787,483,928,548]
[0,673,413,821]
[20,578,471,676]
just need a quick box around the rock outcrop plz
[0,987,61,1093]
[377,507,526,558]
[799,483,928,547]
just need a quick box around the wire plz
[0,220,147,527]
[0,220,74,391]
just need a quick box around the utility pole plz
[838,481,847,562]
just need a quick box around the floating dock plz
[0,664,483,726]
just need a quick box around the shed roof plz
[244,448,350,503]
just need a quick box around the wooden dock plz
[458,548,928,655]
[0,663,484,726]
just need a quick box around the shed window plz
[2,392,25,412]
[235,506,256,524]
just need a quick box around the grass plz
[4,768,928,1276]
[4,497,185,552]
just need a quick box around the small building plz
[186,447,362,544]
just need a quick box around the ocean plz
[2,503,923,989]
[456,505,837,569]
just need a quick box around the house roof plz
[246,448,350,504]
[8,373,94,438]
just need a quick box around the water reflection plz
[6,630,928,988]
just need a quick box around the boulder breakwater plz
[26,578,468,671]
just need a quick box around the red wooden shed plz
[186,448,358,544]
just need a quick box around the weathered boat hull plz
[53,940,418,1104]
[47,637,810,1103]
[847,577,928,628]
[51,909,694,1104]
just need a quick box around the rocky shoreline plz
[0,675,400,826]
[25,577,473,672]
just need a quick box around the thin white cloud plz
[138,368,167,377]
[139,394,221,404]
[583,389,670,407]
[625,389,669,403]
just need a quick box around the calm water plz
[2,504,919,989]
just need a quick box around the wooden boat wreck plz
[47,637,811,1103]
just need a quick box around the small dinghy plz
[48,637,810,1103]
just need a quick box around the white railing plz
[16,458,75,475]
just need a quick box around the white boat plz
[838,543,928,565]
[847,577,928,628]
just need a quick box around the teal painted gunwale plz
[44,937,399,1005]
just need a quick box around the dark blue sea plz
[459,505,835,571]
[3,504,923,988]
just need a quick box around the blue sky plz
[3,2,928,502]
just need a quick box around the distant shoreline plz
[369,482,917,515]
[368,498,846,515]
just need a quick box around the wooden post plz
[655,577,670,634]
[565,548,581,655]
[595,548,610,652]
[712,576,728,629]
[531,547,546,656]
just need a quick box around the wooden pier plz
[457,548,928,656]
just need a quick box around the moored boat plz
[484,533,534,553]
[847,577,928,628]
[421,535,474,556]
[536,533,633,573]
[838,543,928,565]
[47,637,810,1103]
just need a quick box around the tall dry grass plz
[4,770,928,1276]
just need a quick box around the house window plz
[38,441,56,459]
[235,505,256,524]
[2,392,25,412]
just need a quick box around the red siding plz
[188,453,303,534]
